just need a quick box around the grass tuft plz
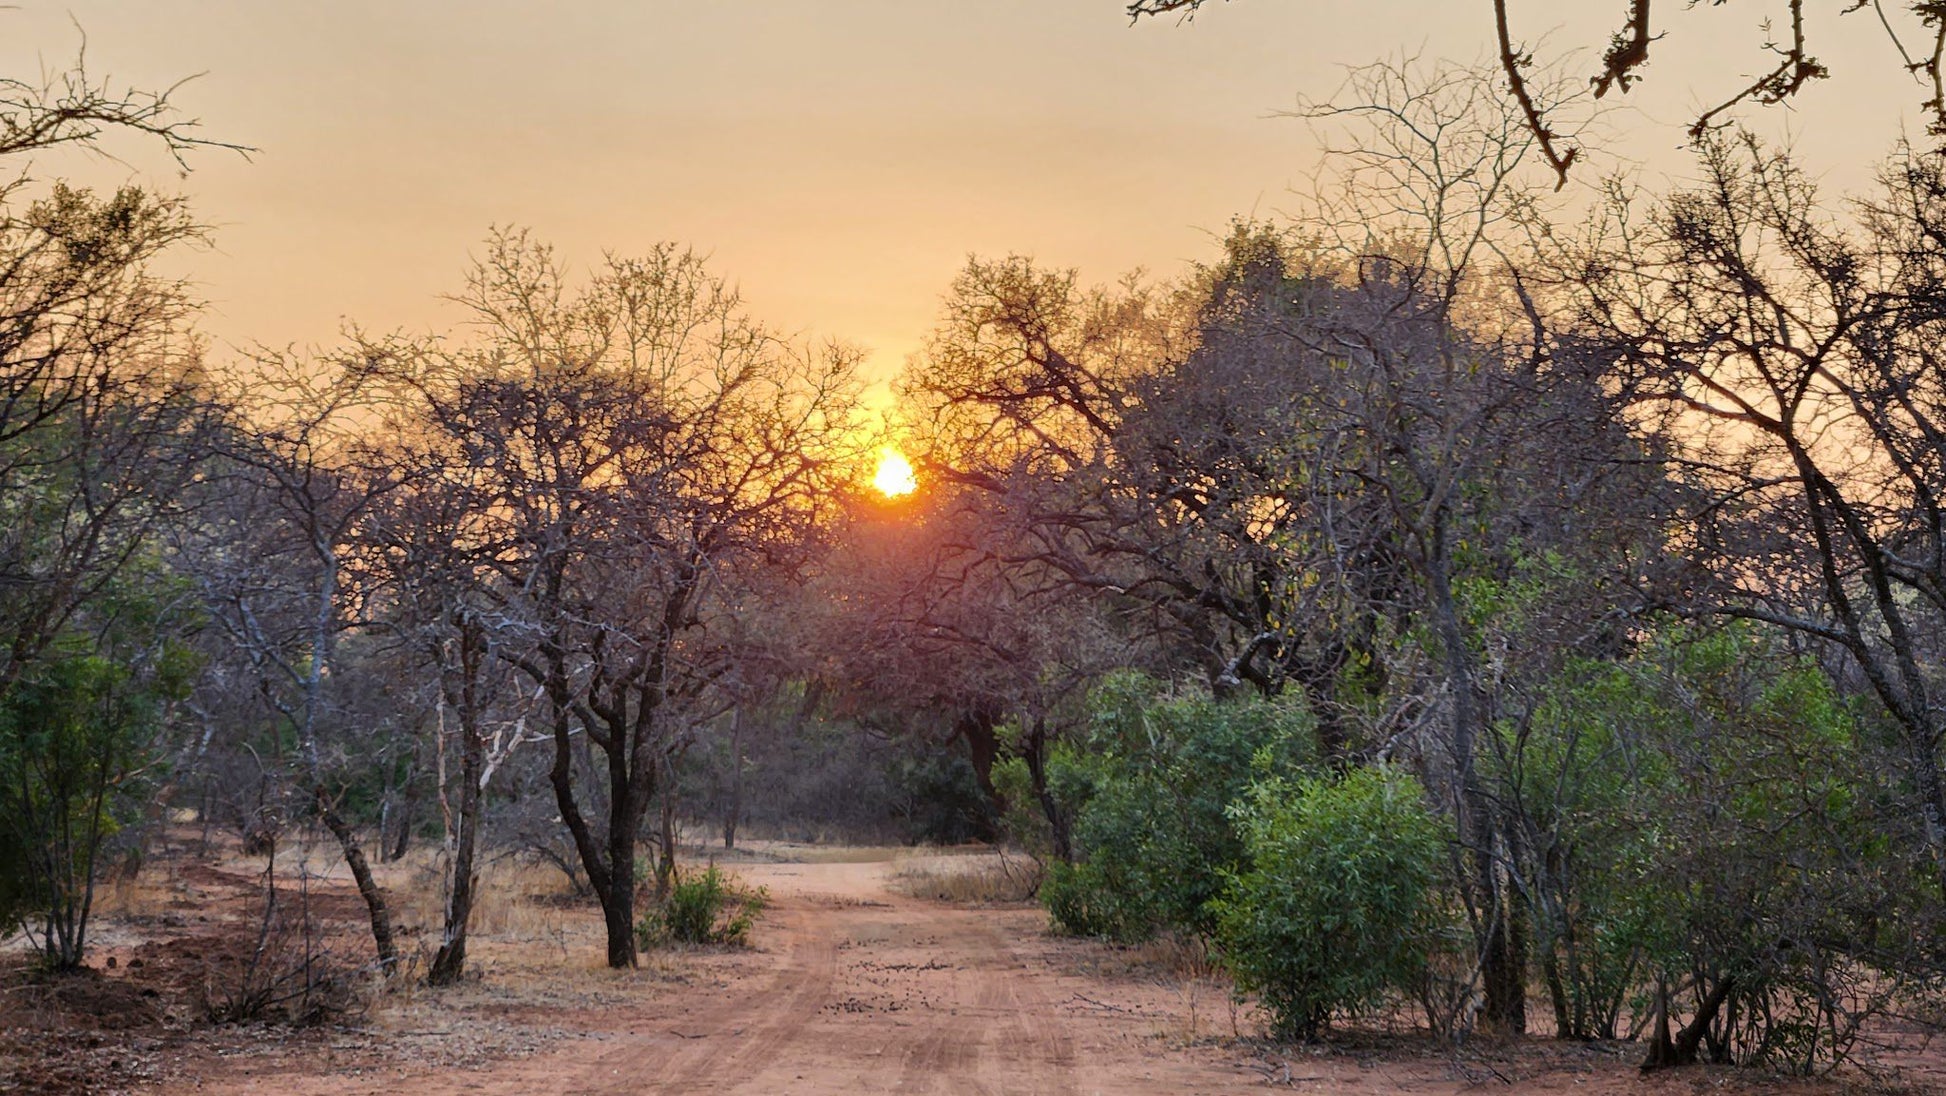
[888,851,1040,905]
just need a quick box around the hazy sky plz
[1,2,1920,400]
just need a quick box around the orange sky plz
[1,2,1921,404]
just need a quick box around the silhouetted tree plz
[1128,0,1942,186]
[378,231,868,968]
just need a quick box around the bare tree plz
[378,230,868,968]
[1128,0,1944,187]
[903,249,1340,706]
[1,32,247,165]
[358,441,540,986]
[1565,131,1946,892]
[184,358,404,973]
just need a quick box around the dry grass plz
[369,846,613,989]
[1131,935,1236,1044]
[887,850,1041,904]
[1126,933,1221,982]
[89,857,186,920]
[391,854,586,940]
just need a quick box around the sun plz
[872,447,917,498]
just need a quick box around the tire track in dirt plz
[890,906,1076,1096]
[160,858,1259,1095]
[650,901,838,1093]
[566,892,840,1095]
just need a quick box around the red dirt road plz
[166,858,1266,1096]
[154,856,1942,1096]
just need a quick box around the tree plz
[181,360,406,973]
[1127,0,1945,187]
[1565,131,1946,895]
[0,185,208,699]
[382,230,868,968]
[0,579,198,970]
[1499,624,1922,1069]
[904,58,1675,1034]
[0,33,235,970]
[902,244,1363,717]
[359,445,537,986]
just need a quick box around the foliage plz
[0,598,197,968]
[1212,765,1453,1041]
[636,865,768,948]
[1498,625,1932,1067]
[1032,673,1313,941]
[1567,132,1946,931]
[888,753,998,845]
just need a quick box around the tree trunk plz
[723,706,742,850]
[315,789,398,972]
[597,713,653,970]
[1022,723,1072,862]
[1902,727,1946,897]
[426,776,478,985]
[655,794,679,901]
[602,799,638,969]
[1641,975,1734,1070]
[958,710,1002,808]
[1541,946,1572,1040]
[1478,876,1526,1035]
[429,659,485,987]
[385,750,421,863]
[1427,549,1526,1034]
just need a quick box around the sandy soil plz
[135,853,1946,1096]
[9,842,1938,1095]
[153,856,1262,1095]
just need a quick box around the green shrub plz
[1035,674,1314,941]
[1213,765,1452,1040]
[992,738,1098,864]
[889,753,997,845]
[1038,858,1145,939]
[636,865,768,948]
[1501,625,1926,1068]
[0,620,195,969]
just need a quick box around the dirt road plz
[143,853,1941,1096]
[168,857,1269,1096]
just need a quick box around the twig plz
[1067,992,1136,1013]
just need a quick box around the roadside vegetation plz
[10,10,1946,1090]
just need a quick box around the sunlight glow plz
[873,448,917,497]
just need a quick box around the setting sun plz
[872,448,918,497]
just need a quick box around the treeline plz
[5,50,1946,1072]
[883,66,1946,1069]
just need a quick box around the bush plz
[201,860,359,1026]
[1029,674,1314,941]
[0,625,195,970]
[636,865,767,948]
[1213,765,1452,1040]
[1501,626,1932,1068]
[889,753,997,845]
